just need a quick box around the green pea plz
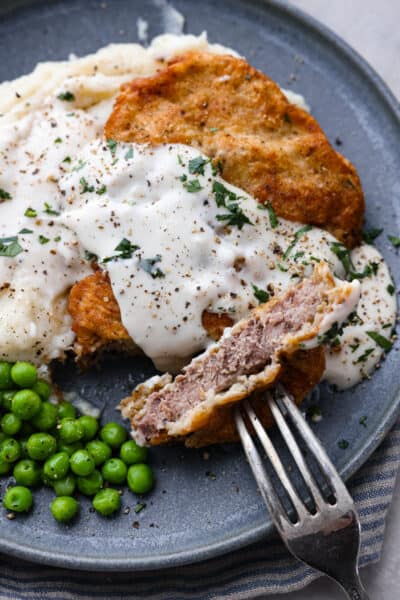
[3,485,32,513]
[92,488,120,516]
[41,470,53,487]
[11,389,41,420]
[43,452,70,481]
[0,459,11,475]
[13,459,41,487]
[57,441,83,456]
[31,379,52,400]
[77,469,103,496]
[1,412,22,436]
[50,496,78,522]
[10,362,37,388]
[127,464,154,494]
[77,415,98,441]
[31,402,58,431]
[53,474,76,497]
[101,458,127,485]
[120,440,148,465]
[100,422,127,449]
[69,449,95,477]
[27,433,57,461]
[58,418,84,444]
[86,440,112,466]
[0,438,21,463]
[2,391,16,411]
[57,401,76,420]
[0,362,13,390]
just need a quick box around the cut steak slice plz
[119,263,360,446]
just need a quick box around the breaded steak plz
[105,51,364,247]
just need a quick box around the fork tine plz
[267,392,326,510]
[277,385,353,502]
[241,399,308,520]
[234,407,288,529]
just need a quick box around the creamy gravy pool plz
[0,34,396,388]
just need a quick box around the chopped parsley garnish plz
[72,159,86,172]
[266,202,278,228]
[62,156,71,163]
[18,228,33,234]
[283,225,312,260]
[338,439,349,450]
[349,343,360,353]
[188,156,209,175]
[54,236,61,242]
[96,184,107,195]
[139,254,165,278]
[330,242,379,281]
[80,177,94,194]
[345,311,363,326]
[183,179,202,193]
[24,207,37,218]
[318,322,342,347]
[103,239,140,263]
[359,415,368,428]
[107,138,118,157]
[216,202,253,229]
[134,502,146,514]
[177,154,184,166]
[0,236,23,257]
[209,127,219,133]
[54,137,62,144]
[0,188,12,201]
[366,331,393,351]
[212,181,238,207]
[388,235,400,248]
[356,348,374,363]
[124,147,134,160]
[43,202,60,215]
[84,250,98,261]
[362,228,383,244]
[57,91,75,101]
[38,235,50,245]
[251,283,269,304]
[387,284,395,295]
[212,182,252,229]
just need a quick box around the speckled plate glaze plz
[0,0,399,572]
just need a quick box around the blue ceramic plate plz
[0,0,399,572]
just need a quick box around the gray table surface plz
[268,3,400,598]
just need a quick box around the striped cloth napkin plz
[0,421,399,600]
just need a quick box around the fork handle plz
[337,572,369,600]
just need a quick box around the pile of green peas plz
[0,360,154,523]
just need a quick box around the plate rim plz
[0,0,399,571]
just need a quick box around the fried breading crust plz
[105,51,364,247]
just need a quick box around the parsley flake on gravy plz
[283,224,312,260]
[212,181,253,229]
[103,239,140,263]
[43,202,60,215]
[107,138,118,157]
[251,284,269,304]
[183,178,202,193]
[139,255,165,278]
[0,236,23,258]
[57,91,75,102]
[330,242,379,281]
[24,207,37,218]
[38,235,50,245]
[124,147,134,161]
[80,177,94,194]
[188,156,209,175]
[366,331,393,352]
[0,188,12,201]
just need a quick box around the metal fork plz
[235,386,369,599]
